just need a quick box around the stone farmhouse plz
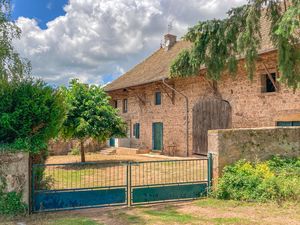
[104,20,300,157]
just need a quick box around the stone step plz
[100,148,116,155]
[116,147,150,155]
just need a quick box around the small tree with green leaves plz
[61,79,127,162]
[170,0,300,90]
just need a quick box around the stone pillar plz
[207,130,220,185]
[0,152,30,205]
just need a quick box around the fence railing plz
[31,157,212,212]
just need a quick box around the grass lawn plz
[1,199,299,225]
[36,152,207,190]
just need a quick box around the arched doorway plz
[192,98,231,155]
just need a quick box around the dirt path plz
[4,199,297,225]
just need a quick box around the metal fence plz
[31,156,212,212]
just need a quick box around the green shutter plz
[133,123,140,139]
[136,123,140,139]
[155,92,161,105]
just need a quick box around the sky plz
[11,0,247,86]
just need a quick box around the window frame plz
[114,100,118,109]
[123,99,128,113]
[277,121,300,127]
[155,91,162,105]
[261,72,278,93]
[133,123,140,139]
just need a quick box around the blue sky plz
[12,0,67,29]
[12,0,246,86]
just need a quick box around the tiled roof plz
[104,41,192,91]
[105,16,275,92]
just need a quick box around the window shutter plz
[136,123,140,139]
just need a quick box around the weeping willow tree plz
[170,0,300,90]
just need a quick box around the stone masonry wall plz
[108,51,300,156]
[48,138,106,155]
[207,127,300,178]
[0,152,29,205]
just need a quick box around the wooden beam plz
[158,83,175,104]
[261,62,278,91]
[128,88,146,105]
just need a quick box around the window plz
[277,121,300,127]
[261,72,277,93]
[114,100,118,108]
[123,99,128,113]
[155,91,161,105]
[133,123,140,139]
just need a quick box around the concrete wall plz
[108,51,300,156]
[208,127,300,178]
[0,152,29,205]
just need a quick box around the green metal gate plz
[31,155,212,212]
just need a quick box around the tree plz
[170,0,300,90]
[61,79,127,162]
[0,77,67,153]
[0,0,31,81]
[0,0,66,154]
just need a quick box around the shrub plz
[69,147,80,156]
[0,191,27,216]
[0,176,27,216]
[215,156,300,203]
[0,77,66,154]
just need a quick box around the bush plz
[0,176,27,216]
[0,191,27,216]
[69,147,80,156]
[215,156,300,203]
[0,77,66,154]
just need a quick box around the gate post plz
[30,164,35,213]
[207,153,213,193]
[127,162,132,207]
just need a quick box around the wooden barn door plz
[193,98,231,155]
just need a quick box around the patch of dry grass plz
[38,153,207,190]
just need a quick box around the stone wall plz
[208,127,300,178]
[0,152,29,205]
[108,51,300,156]
[48,138,107,155]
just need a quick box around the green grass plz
[143,205,195,223]
[50,217,102,225]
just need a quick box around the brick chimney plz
[164,34,177,51]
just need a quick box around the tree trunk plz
[80,140,85,162]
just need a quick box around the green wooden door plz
[152,123,163,150]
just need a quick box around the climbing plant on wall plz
[170,0,300,90]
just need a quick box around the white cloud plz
[13,0,247,86]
